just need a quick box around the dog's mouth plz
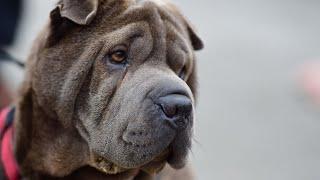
[89,148,170,175]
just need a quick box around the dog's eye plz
[109,50,128,64]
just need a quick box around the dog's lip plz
[140,148,170,174]
[166,141,189,169]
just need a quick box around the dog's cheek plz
[73,61,129,141]
[32,53,73,118]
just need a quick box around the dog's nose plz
[157,94,192,130]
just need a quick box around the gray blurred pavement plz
[2,0,320,180]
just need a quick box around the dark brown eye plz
[109,50,128,64]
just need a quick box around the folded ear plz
[58,0,99,25]
[46,0,99,47]
[186,22,204,51]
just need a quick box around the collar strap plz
[0,107,20,180]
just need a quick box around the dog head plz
[17,0,203,177]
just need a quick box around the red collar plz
[0,108,20,180]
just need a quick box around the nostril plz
[157,94,192,119]
[159,102,177,118]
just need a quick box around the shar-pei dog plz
[8,0,203,179]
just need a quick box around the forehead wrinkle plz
[156,3,194,59]
[157,4,187,37]
[114,1,193,65]
[121,0,188,44]
[120,1,167,59]
[142,2,167,57]
[165,21,192,67]
[164,20,194,80]
[165,21,189,53]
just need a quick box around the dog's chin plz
[89,150,169,175]
[139,145,189,173]
[89,146,187,175]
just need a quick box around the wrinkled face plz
[34,0,202,175]
[75,19,195,171]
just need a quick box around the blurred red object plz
[300,61,320,104]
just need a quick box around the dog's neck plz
[12,90,150,179]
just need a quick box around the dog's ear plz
[46,0,98,47]
[58,0,99,25]
[185,22,203,51]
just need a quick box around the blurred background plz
[1,0,320,179]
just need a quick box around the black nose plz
[157,94,192,130]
